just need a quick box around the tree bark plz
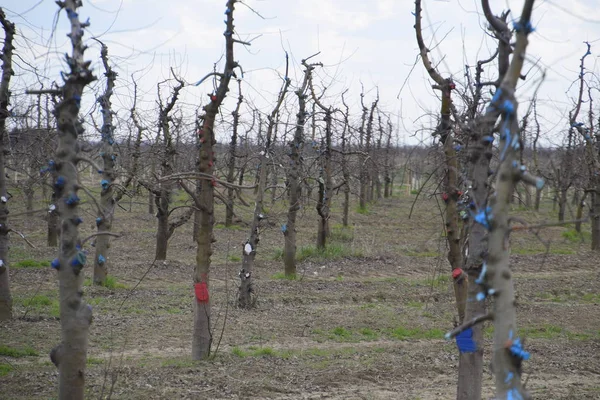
[192,0,238,359]
[93,42,117,285]
[239,59,290,308]
[283,62,311,277]
[51,3,96,398]
[592,185,600,250]
[475,3,537,397]
[0,9,15,321]
[225,80,243,227]
[558,187,568,222]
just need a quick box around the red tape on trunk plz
[194,282,209,303]
[452,268,463,280]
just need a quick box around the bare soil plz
[1,187,599,399]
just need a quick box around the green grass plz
[537,291,600,303]
[230,346,279,358]
[16,294,60,318]
[271,272,297,280]
[512,246,575,256]
[83,275,127,289]
[160,358,198,368]
[582,293,600,303]
[227,254,241,262]
[358,328,379,340]
[330,224,354,242]
[332,326,352,339]
[11,259,50,269]
[562,228,591,243]
[214,223,244,231]
[172,190,190,206]
[271,248,285,260]
[87,357,103,365]
[388,326,444,340]
[406,300,424,308]
[0,345,38,358]
[356,205,370,215]
[313,324,441,343]
[521,324,596,340]
[0,363,13,376]
[296,243,362,262]
[403,250,439,258]
[272,243,362,262]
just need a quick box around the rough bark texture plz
[239,62,290,308]
[415,2,472,396]
[114,77,144,205]
[384,119,392,198]
[307,68,333,250]
[154,79,184,260]
[341,92,351,226]
[192,0,238,359]
[225,80,243,227]
[283,64,311,276]
[358,95,368,209]
[475,2,537,397]
[360,98,378,208]
[51,2,96,399]
[592,183,600,250]
[568,43,600,250]
[316,111,332,249]
[93,42,117,285]
[0,9,15,321]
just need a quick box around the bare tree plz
[93,41,117,285]
[449,2,540,398]
[47,2,96,398]
[186,0,242,359]
[340,91,351,225]
[414,0,468,364]
[360,93,378,208]
[225,79,243,227]
[307,67,335,249]
[0,8,15,321]
[138,74,192,260]
[569,43,600,250]
[238,55,290,308]
[282,57,314,277]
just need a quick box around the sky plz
[3,0,600,146]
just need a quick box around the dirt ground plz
[0,184,599,399]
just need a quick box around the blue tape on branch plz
[507,388,524,400]
[455,328,477,353]
[509,337,530,361]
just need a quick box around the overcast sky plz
[3,0,600,145]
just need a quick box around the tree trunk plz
[192,0,237,359]
[284,69,309,277]
[558,187,568,222]
[0,11,14,321]
[575,194,585,233]
[51,3,95,398]
[534,187,541,211]
[24,186,34,212]
[93,42,117,286]
[148,187,154,215]
[523,182,531,207]
[592,184,600,250]
[240,63,290,307]
[155,204,169,261]
[225,81,242,227]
